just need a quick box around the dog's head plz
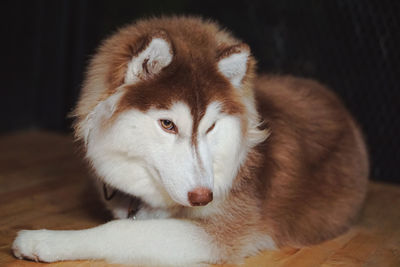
[74,17,267,208]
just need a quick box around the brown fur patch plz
[72,17,252,143]
[253,75,369,248]
[217,43,250,60]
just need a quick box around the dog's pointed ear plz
[125,31,174,84]
[217,44,250,88]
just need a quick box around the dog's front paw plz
[12,230,58,262]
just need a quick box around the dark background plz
[2,0,399,183]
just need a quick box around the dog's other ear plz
[82,91,124,146]
[217,44,250,88]
[125,30,174,84]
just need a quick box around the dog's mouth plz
[102,183,142,219]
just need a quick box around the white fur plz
[218,50,249,87]
[234,234,277,264]
[82,91,124,146]
[84,96,246,208]
[199,102,247,201]
[86,102,177,208]
[125,38,173,84]
[12,219,219,266]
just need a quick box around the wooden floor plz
[0,131,399,267]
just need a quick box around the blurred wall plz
[2,0,399,183]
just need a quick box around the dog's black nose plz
[188,187,213,206]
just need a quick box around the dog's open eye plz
[206,122,216,134]
[159,119,178,134]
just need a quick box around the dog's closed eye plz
[206,122,216,134]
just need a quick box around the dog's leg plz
[12,219,218,266]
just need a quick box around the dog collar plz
[128,197,142,219]
[103,183,142,219]
[102,183,117,201]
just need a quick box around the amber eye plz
[159,119,178,134]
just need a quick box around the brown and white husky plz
[12,16,369,266]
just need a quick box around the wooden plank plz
[0,131,399,267]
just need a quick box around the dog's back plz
[255,75,369,247]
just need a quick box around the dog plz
[12,16,369,266]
